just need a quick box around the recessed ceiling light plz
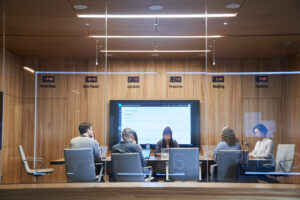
[226,3,240,9]
[223,22,228,25]
[149,5,163,11]
[85,23,90,26]
[73,4,88,10]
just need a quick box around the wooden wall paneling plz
[36,74,68,183]
[0,49,23,184]
[1,96,22,184]
[205,75,243,146]
[281,56,300,183]
[242,75,282,99]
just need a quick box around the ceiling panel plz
[2,0,300,60]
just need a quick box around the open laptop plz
[100,146,108,159]
[141,149,151,159]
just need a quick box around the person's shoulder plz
[156,139,163,145]
[70,136,80,142]
[217,141,227,147]
[111,143,120,152]
[265,138,273,143]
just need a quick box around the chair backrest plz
[18,145,31,174]
[100,146,108,159]
[275,144,295,172]
[111,153,144,182]
[216,150,242,182]
[64,148,96,182]
[169,148,199,181]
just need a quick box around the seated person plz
[249,124,274,159]
[213,126,242,162]
[132,130,142,149]
[70,122,101,163]
[211,126,241,180]
[112,128,146,167]
[155,126,179,157]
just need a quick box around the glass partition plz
[0,0,299,185]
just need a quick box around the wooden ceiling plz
[1,0,300,59]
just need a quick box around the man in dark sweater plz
[112,128,146,167]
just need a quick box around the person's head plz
[79,122,93,138]
[163,127,173,143]
[132,131,138,144]
[122,128,134,141]
[253,124,268,139]
[221,126,237,146]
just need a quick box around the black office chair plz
[111,153,153,182]
[167,148,201,181]
[64,148,103,182]
[211,150,242,182]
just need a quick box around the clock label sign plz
[255,76,269,89]
[169,76,183,88]
[127,76,140,88]
[83,76,99,88]
[40,76,56,88]
[212,76,224,89]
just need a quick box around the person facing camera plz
[213,126,242,162]
[249,124,274,159]
[155,126,179,157]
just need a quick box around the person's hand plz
[156,153,161,157]
[248,153,254,158]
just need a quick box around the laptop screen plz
[141,149,151,159]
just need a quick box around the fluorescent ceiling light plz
[149,5,163,11]
[100,50,211,53]
[90,35,223,39]
[78,13,237,18]
[73,5,88,10]
[23,66,35,73]
[226,4,240,9]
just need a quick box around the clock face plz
[170,76,182,83]
[212,76,224,82]
[255,76,268,82]
[128,76,139,83]
[85,76,97,83]
[42,76,55,82]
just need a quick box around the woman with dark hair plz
[155,127,179,157]
[213,126,241,162]
[249,124,274,158]
[132,130,142,149]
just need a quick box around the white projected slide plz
[121,105,191,144]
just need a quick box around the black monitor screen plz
[109,100,200,148]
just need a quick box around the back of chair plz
[275,144,295,172]
[216,150,242,182]
[169,148,199,181]
[64,148,96,182]
[18,145,32,174]
[111,153,144,182]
